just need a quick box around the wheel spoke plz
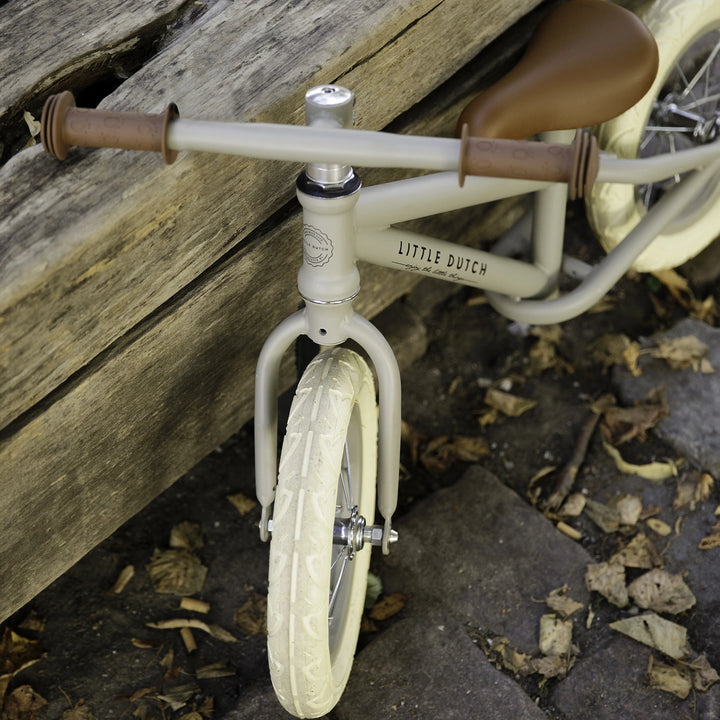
[329,548,351,620]
[680,38,720,102]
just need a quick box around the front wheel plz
[267,348,377,718]
[586,0,720,271]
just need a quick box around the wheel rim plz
[328,403,364,661]
[637,28,720,231]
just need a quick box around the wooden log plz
[0,0,543,430]
[0,0,558,622]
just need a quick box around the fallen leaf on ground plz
[674,472,714,511]
[545,586,584,618]
[109,565,135,594]
[1,685,47,720]
[647,655,693,698]
[600,388,668,445]
[610,612,690,659]
[233,594,267,636]
[689,654,720,691]
[627,569,696,614]
[603,440,678,481]
[146,619,237,642]
[590,334,642,375]
[153,682,199,712]
[61,700,94,720]
[698,522,720,549]
[420,435,489,474]
[484,388,537,417]
[169,522,204,551]
[368,593,407,621]
[610,533,663,569]
[531,654,576,679]
[195,662,236,679]
[227,493,257,516]
[146,548,207,595]
[485,637,534,676]
[0,629,45,677]
[646,518,673,537]
[585,562,628,607]
[584,499,621,533]
[538,614,573,656]
[610,494,643,526]
[650,335,714,373]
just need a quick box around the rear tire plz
[267,348,377,718]
[586,0,720,271]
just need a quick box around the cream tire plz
[586,0,720,271]
[267,348,377,718]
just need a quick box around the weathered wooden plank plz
[0,28,533,620]
[0,0,543,430]
[0,0,196,160]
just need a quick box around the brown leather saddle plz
[457,0,659,139]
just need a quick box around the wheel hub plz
[333,507,398,553]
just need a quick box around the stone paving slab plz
[551,635,720,720]
[614,318,720,477]
[379,466,593,654]
[337,612,547,720]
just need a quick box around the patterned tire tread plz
[267,348,377,718]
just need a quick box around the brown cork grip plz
[41,91,179,164]
[458,124,598,200]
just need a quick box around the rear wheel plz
[586,0,720,271]
[267,348,377,718]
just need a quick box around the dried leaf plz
[22,112,40,139]
[195,662,236,679]
[169,522,204,551]
[610,533,663,569]
[558,493,586,518]
[647,655,692,698]
[146,548,207,595]
[650,335,714,373]
[585,562,628,607]
[590,334,642,375]
[0,629,45,676]
[61,700,94,720]
[227,493,257,516]
[610,612,690,659]
[584,499,621,533]
[690,654,720,691]
[646,518,673,537]
[603,440,678,481]
[154,682,199,711]
[698,522,720,549]
[538,614,573,656]
[146,619,238,642]
[674,472,714,511]
[484,388,537,417]
[1,685,47,720]
[368,593,407,621]
[600,389,668,445]
[109,565,135,594]
[627,569,696,614]
[233,594,267,637]
[531,653,575,679]
[485,637,534,676]
[420,435,489,474]
[545,586,584,618]
[610,494,643,526]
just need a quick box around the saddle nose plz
[457,0,659,139]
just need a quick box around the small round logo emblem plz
[303,225,334,267]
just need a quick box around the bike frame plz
[38,85,720,551]
[246,110,720,552]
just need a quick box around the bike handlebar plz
[41,91,180,164]
[40,92,599,197]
